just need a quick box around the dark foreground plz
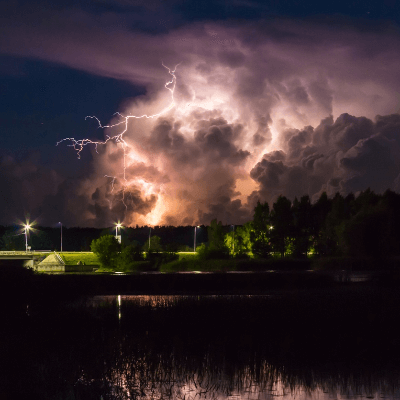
[2,285,400,399]
[1,267,398,299]
[1,263,400,398]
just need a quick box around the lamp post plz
[24,224,31,252]
[59,222,63,252]
[194,225,200,252]
[115,223,122,244]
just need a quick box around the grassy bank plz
[58,252,99,265]
[160,256,400,273]
[45,251,400,273]
[160,258,311,272]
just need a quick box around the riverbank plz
[1,265,399,301]
[35,252,400,273]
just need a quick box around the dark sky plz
[1,0,400,227]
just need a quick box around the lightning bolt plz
[57,63,180,218]
[57,63,179,160]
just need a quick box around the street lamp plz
[194,225,200,252]
[24,224,31,252]
[115,223,122,237]
[59,222,63,252]
[115,222,122,244]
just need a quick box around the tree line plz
[0,225,207,252]
[1,188,400,261]
[222,188,400,259]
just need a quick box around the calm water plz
[1,291,400,399]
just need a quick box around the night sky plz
[1,0,400,228]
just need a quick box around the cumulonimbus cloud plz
[1,6,400,226]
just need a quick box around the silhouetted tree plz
[250,201,272,258]
[0,227,23,250]
[199,219,229,259]
[380,189,400,255]
[291,195,312,257]
[341,205,391,258]
[311,192,332,255]
[270,196,293,258]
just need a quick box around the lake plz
[1,289,400,399]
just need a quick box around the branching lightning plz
[56,63,180,219]
[57,63,179,159]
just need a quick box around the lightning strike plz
[57,63,180,222]
[57,63,179,158]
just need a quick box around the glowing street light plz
[115,222,123,244]
[59,222,63,252]
[194,225,200,252]
[24,224,31,252]
[115,223,122,237]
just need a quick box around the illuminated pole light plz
[194,226,200,252]
[115,222,122,244]
[24,224,31,252]
[59,222,63,252]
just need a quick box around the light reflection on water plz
[87,294,276,307]
[68,294,400,400]
[3,290,400,399]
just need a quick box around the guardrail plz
[0,251,37,256]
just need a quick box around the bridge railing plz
[0,251,41,256]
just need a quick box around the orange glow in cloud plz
[55,22,400,228]
[80,60,337,226]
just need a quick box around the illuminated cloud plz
[251,113,400,202]
[1,5,400,226]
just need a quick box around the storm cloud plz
[1,4,400,227]
[251,113,400,204]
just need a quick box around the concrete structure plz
[0,251,98,272]
[36,253,65,272]
[0,251,42,268]
[36,253,97,272]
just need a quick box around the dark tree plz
[250,201,272,258]
[200,219,229,259]
[0,227,24,250]
[270,196,293,258]
[341,206,391,258]
[116,243,145,271]
[291,195,312,257]
[322,193,349,255]
[311,192,332,255]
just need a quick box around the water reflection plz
[2,292,400,399]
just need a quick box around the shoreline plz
[2,269,397,298]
